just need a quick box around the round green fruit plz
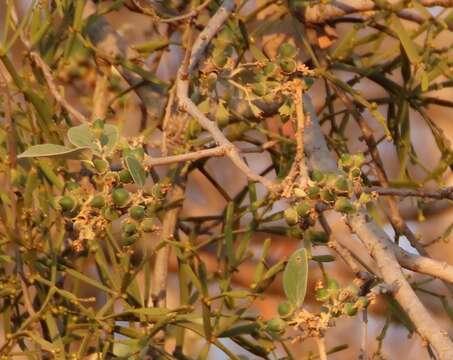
[334,197,355,214]
[93,159,109,174]
[119,169,133,183]
[279,59,296,73]
[121,234,138,246]
[315,288,330,302]
[295,201,311,217]
[284,207,299,226]
[90,195,105,209]
[342,302,358,316]
[122,222,137,235]
[278,43,297,58]
[130,206,145,221]
[266,317,286,333]
[277,301,294,318]
[59,196,76,211]
[141,218,156,233]
[112,188,130,208]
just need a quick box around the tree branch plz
[303,95,453,360]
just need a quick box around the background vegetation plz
[1,0,453,359]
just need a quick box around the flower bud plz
[284,207,299,226]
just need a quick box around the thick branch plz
[303,0,453,24]
[303,95,453,359]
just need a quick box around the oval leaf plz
[67,124,96,150]
[68,124,119,155]
[283,248,308,307]
[125,156,146,187]
[18,144,84,158]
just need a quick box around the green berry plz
[102,207,119,221]
[295,201,311,217]
[315,288,330,302]
[130,206,145,221]
[321,189,336,203]
[65,182,80,191]
[335,177,350,193]
[141,218,156,233]
[350,167,361,178]
[263,62,278,76]
[307,186,320,199]
[90,195,105,209]
[278,43,297,58]
[59,196,76,211]
[122,222,137,235]
[311,169,325,184]
[112,188,130,208]
[121,234,138,246]
[93,159,109,174]
[343,303,358,316]
[327,278,340,291]
[252,82,267,96]
[119,169,133,183]
[279,59,296,73]
[339,154,353,170]
[356,296,370,308]
[277,301,294,318]
[266,317,286,333]
[334,197,355,214]
[284,207,299,226]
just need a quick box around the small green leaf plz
[17,144,85,158]
[283,248,308,307]
[67,124,96,149]
[68,124,119,154]
[125,156,147,187]
[392,15,420,65]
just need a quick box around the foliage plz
[1,0,453,359]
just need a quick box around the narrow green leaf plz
[283,248,308,307]
[125,156,147,187]
[224,202,236,266]
[392,15,420,64]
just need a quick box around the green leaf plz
[125,156,147,187]
[67,124,96,149]
[68,124,119,155]
[17,144,85,158]
[283,248,308,307]
[392,15,420,65]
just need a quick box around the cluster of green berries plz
[315,278,370,317]
[284,153,366,229]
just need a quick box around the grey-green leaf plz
[125,156,147,187]
[283,248,308,307]
[68,124,119,155]
[67,124,97,150]
[17,144,85,158]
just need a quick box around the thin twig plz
[364,186,453,201]
[29,52,87,124]
[160,0,213,23]
[315,337,328,360]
